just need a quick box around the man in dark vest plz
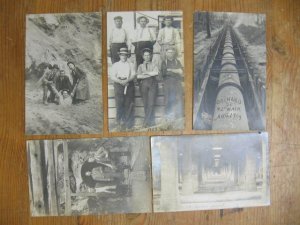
[161,47,184,119]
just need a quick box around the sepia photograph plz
[27,137,152,216]
[151,132,269,212]
[107,11,185,132]
[25,12,103,135]
[193,12,266,131]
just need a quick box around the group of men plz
[109,15,184,130]
[41,62,90,106]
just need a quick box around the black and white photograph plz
[27,137,152,216]
[25,12,103,135]
[193,12,266,131]
[151,132,269,212]
[107,11,184,132]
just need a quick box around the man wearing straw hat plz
[157,16,181,61]
[108,16,131,64]
[110,47,136,130]
[131,15,156,67]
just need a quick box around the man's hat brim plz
[163,16,174,21]
[114,16,123,20]
[137,16,149,23]
[141,48,153,54]
[118,52,130,55]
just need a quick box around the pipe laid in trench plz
[212,29,249,130]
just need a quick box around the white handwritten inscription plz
[215,96,242,121]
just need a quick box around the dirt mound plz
[237,24,265,46]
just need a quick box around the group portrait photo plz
[107,11,185,132]
[25,12,103,135]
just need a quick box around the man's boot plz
[43,96,48,105]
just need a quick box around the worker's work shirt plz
[110,60,136,81]
[132,27,156,42]
[157,27,180,45]
[137,61,159,79]
[109,27,129,44]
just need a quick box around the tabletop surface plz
[1,0,300,224]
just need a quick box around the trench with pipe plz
[194,25,264,130]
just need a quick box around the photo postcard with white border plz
[193,11,266,131]
[27,137,152,216]
[151,132,270,212]
[25,12,103,135]
[107,11,185,132]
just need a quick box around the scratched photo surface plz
[25,12,103,135]
[151,132,270,212]
[27,137,152,216]
[193,12,266,131]
[107,11,185,132]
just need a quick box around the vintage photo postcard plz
[151,132,269,212]
[193,12,266,131]
[27,137,152,216]
[107,11,184,132]
[25,12,103,135]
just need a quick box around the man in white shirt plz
[131,16,156,67]
[108,16,131,64]
[157,16,181,61]
[136,48,159,127]
[110,47,136,130]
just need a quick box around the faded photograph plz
[107,11,184,132]
[25,12,102,135]
[27,137,151,216]
[152,132,269,212]
[193,12,266,131]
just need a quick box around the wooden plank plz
[109,117,165,127]
[108,96,165,108]
[27,141,46,216]
[45,140,58,215]
[1,0,300,224]
[108,83,165,98]
[70,193,98,197]
[63,141,71,215]
[108,105,165,119]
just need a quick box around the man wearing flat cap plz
[110,47,136,130]
[108,16,131,64]
[136,48,159,127]
[131,16,156,67]
[41,64,60,105]
[157,16,181,61]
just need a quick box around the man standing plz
[110,47,136,130]
[161,47,184,120]
[81,158,123,191]
[136,48,159,127]
[67,61,90,104]
[157,16,181,61]
[131,16,156,67]
[42,64,60,105]
[108,16,131,64]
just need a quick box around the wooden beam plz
[63,140,71,215]
[27,141,46,216]
[45,140,58,215]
